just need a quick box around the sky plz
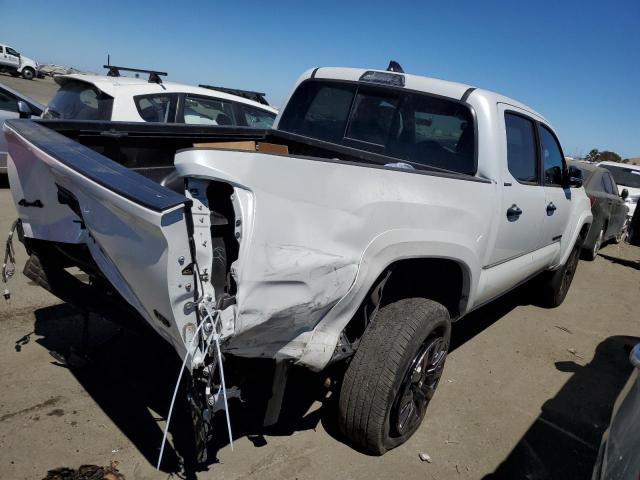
[2,0,639,158]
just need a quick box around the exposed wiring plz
[2,220,19,301]
[202,302,234,452]
[156,300,234,470]
[156,319,207,470]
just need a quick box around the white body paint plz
[5,67,592,372]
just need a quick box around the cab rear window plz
[43,81,113,120]
[278,80,476,175]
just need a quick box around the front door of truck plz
[1,46,21,69]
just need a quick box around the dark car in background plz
[567,161,628,260]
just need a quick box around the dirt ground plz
[0,74,59,105]
[0,78,639,479]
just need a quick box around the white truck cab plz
[0,44,40,80]
[42,66,278,127]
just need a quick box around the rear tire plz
[539,243,580,308]
[338,298,451,455]
[21,67,35,80]
[613,221,628,244]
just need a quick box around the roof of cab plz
[307,67,549,124]
[54,74,278,114]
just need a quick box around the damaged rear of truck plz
[4,66,591,459]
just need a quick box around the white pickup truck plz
[4,64,592,458]
[0,44,40,80]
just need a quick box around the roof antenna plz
[387,60,404,73]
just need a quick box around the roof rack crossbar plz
[198,84,269,105]
[103,65,168,83]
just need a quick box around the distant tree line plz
[584,149,631,163]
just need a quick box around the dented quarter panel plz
[176,149,495,369]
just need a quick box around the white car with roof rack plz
[42,65,278,128]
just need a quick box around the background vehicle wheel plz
[21,67,35,80]
[338,297,451,455]
[539,243,580,307]
[613,222,628,244]
[584,228,603,261]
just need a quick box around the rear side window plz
[183,95,235,125]
[134,94,174,123]
[279,80,476,175]
[43,81,113,120]
[602,172,616,194]
[239,104,276,128]
[539,125,565,187]
[505,113,538,183]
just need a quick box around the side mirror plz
[567,165,583,188]
[17,101,32,119]
[621,188,629,200]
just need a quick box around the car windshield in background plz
[278,80,476,175]
[43,81,113,120]
[599,164,640,189]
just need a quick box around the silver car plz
[592,343,640,479]
[0,82,44,174]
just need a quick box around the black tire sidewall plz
[552,244,580,305]
[22,68,35,80]
[381,309,451,450]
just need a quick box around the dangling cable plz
[202,302,234,451]
[156,319,207,470]
[2,219,18,301]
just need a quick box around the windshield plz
[43,80,113,120]
[599,164,640,189]
[278,80,476,175]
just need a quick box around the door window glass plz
[134,94,173,122]
[539,125,565,187]
[505,113,538,183]
[603,173,616,194]
[184,95,235,125]
[239,104,276,128]
[6,47,19,56]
